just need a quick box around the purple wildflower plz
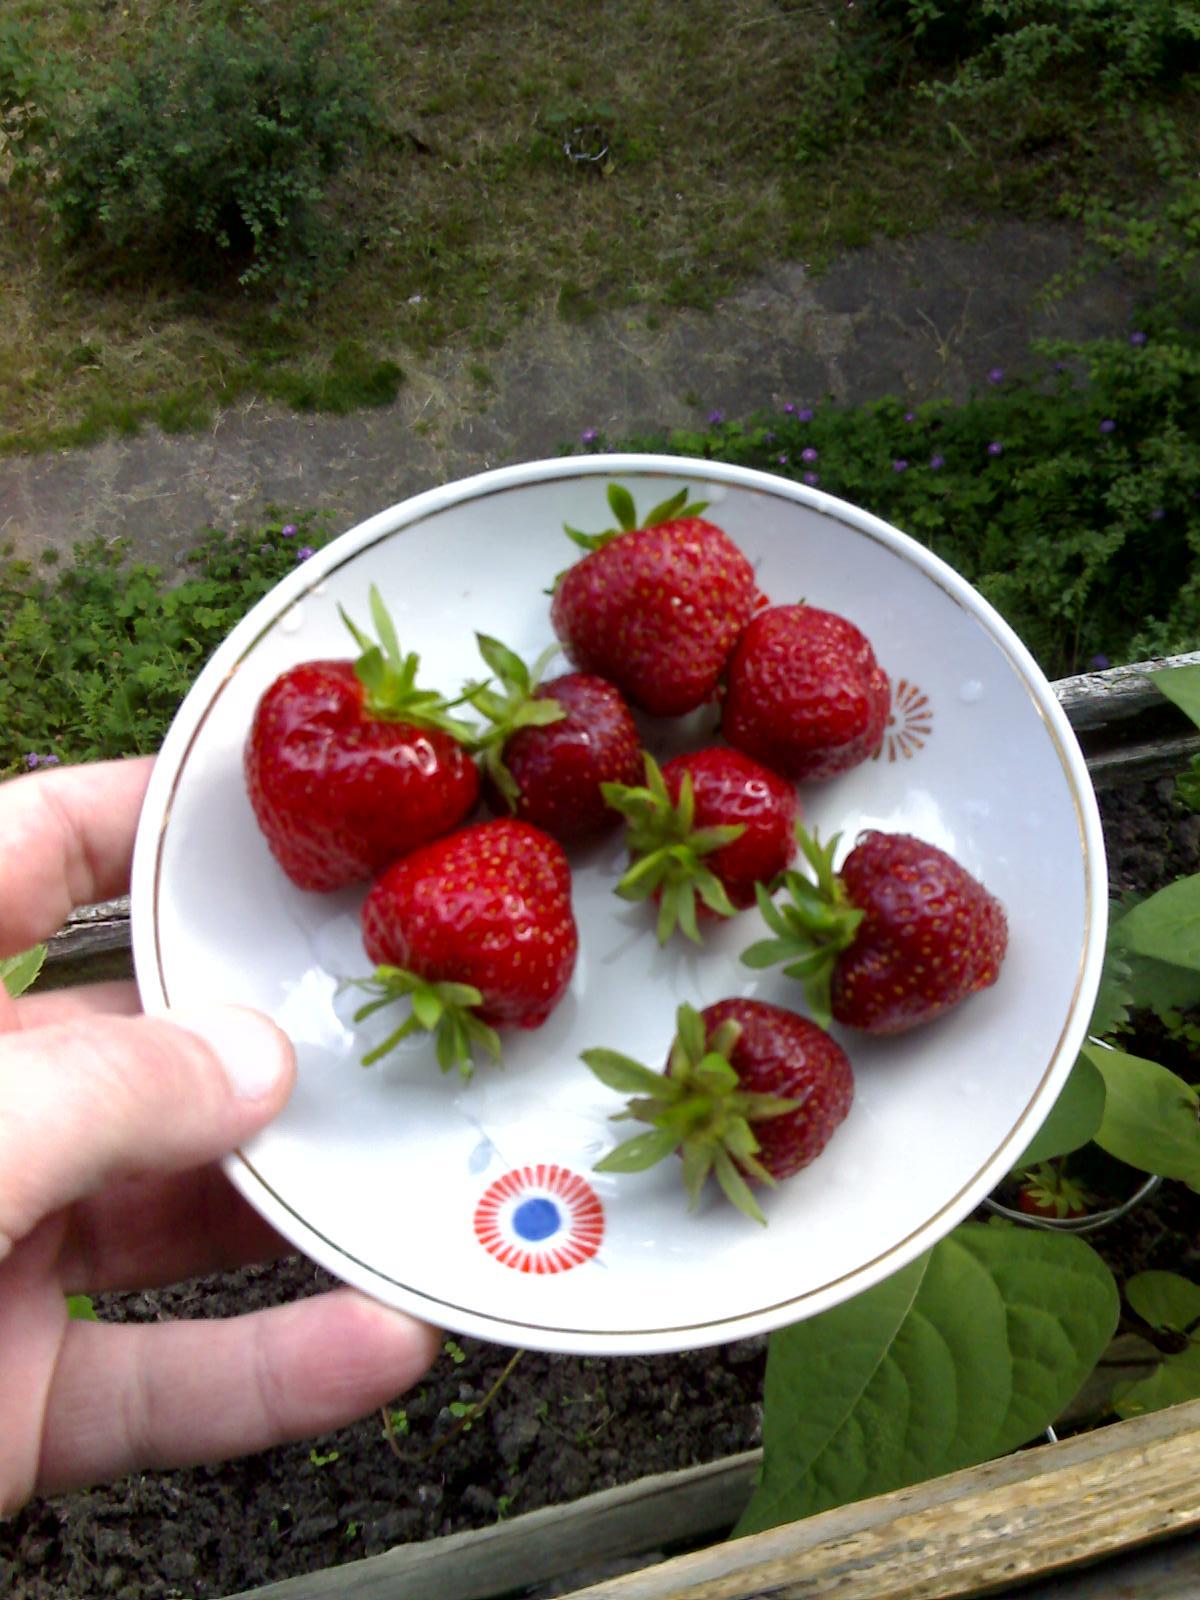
[801,446,818,463]
[904,410,915,423]
[281,523,298,538]
[783,402,796,415]
[707,410,725,426]
[296,546,316,563]
[764,430,776,443]
[777,453,789,466]
[892,459,908,473]
[25,753,40,769]
[929,454,945,470]
[987,441,1003,457]
[1099,419,1116,434]
[1129,331,1147,347]
[1150,507,1165,521]
[987,367,1004,384]
[797,407,814,422]
[803,471,820,487]
[42,754,59,766]
[580,427,599,446]
[1090,654,1110,671]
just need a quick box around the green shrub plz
[43,18,381,303]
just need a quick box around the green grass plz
[3,0,1198,451]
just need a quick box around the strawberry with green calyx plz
[358,818,578,1074]
[742,824,1008,1035]
[245,585,480,891]
[466,634,642,844]
[551,483,763,717]
[603,749,798,944]
[1016,1163,1095,1220]
[584,998,854,1224]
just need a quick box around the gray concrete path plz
[0,222,1136,575]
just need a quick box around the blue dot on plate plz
[512,1197,561,1242]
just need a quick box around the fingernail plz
[171,1006,293,1101]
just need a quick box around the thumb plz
[0,1007,295,1258]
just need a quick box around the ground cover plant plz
[3,0,1200,450]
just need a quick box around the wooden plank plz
[222,1449,762,1600]
[551,1398,1200,1600]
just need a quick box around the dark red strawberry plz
[721,603,890,781]
[743,825,1008,1034]
[603,749,798,942]
[1015,1164,1094,1220]
[584,998,853,1223]
[245,586,479,891]
[356,819,578,1074]
[466,635,642,844]
[550,483,762,716]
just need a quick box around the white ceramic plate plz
[130,454,1107,1355]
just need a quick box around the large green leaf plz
[1014,1052,1106,1167]
[1112,875,1200,973]
[1151,663,1200,732]
[734,1223,1118,1535]
[0,944,46,998]
[1115,1341,1200,1419]
[1084,1043,1200,1188]
[1126,1270,1200,1333]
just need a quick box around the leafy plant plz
[39,18,382,304]
[0,945,45,997]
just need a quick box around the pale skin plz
[0,756,441,1515]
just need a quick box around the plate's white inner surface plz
[141,464,1097,1350]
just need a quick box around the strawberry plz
[584,999,853,1223]
[1015,1163,1095,1220]
[550,483,762,716]
[721,602,890,781]
[356,818,578,1073]
[743,825,1008,1035]
[245,586,479,891]
[603,749,798,943]
[466,635,642,844]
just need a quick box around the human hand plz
[0,756,441,1515]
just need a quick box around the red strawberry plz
[1015,1164,1094,1220]
[743,826,1008,1034]
[357,819,578,1073]
[467,635,642,844]
[603,749,798,943]
[245,586,480,891]
[584,998,853,1223]
[550,483,762,716]
[721,603,890,781]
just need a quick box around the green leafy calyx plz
[350,966,502,1077]
[740,824,863,1029]
[584,1002,800,1224]
[340,584,476,741]
[602,753,745,945]
[462,634,566,809]
[562,482,710,554]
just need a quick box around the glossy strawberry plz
[356,819,578,1074]
[743,826,1008,1035]
[603,749,798,943]
[584,999,854,1223]
[467,635,642,844]
[550,484,762,716]
[721,603,890,781]
[245,586,479,891]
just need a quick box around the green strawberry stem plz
[462,634,566,809]
[339,584,477,741]
[602,753,745,945]
[350,966,502,1077]
[562,482,710,554]
[584,1003,800,1225]
[1019,1162,1096,1217]
[739,824,864,1029]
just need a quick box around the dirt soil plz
[2,776,1198,1600]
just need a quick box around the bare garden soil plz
[3,774,1199,1600]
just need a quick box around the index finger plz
[0,758,154,956]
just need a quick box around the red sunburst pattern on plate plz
[877,677,933,762]
[473,1164,605,1274]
